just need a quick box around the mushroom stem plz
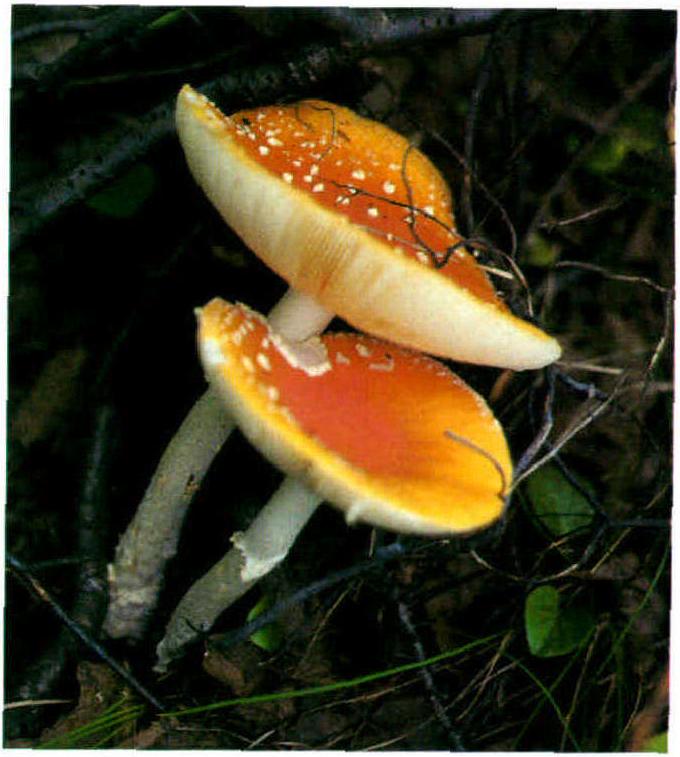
[267,287,334,342]
[154,476,321,672]
[103,288,333,640]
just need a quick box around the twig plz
[397,599,465,750]
[514,367,555,479]
[306,7,507,48]
[11,97,175,249]
[11,10,519,249]
[641,291,673,384]
[512,372,627,491]
[17,7,164,96]
[206,542,406,656]
[8,402,117,717]
[556,360,623,376]
[462,27,497,236]
[4,698,72,711]
[553,261,672,294]
[539,199,626,231]
[554,369,609,400]
[427,127,520,263]
[7,554,165,712]
[71,403,116,632]
[12,18,97,43]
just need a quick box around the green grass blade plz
[595,544,669,679]
[511,633,592,749]
[38,704,145,749]
[505,652,582,751]
[163,633,501,718]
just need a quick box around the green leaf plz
[86,164,156,218]
[526,464,594,537]
[523,231,560,267]
[246,594,282,652]
[147,9,185,30]
[642,731,668,753]
[585,103,664,176]
[525,585,594,657]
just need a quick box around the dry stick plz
[514,367,555,480]
[12,17,98,43]
[308,7,506,47]
[10,40,358,250]
[209,542,407,655]
[397,599,465,750]
[104,289,333,641]
[7,554,165,712]
[11,10,515,250]
[553,261,672,295]
[14,7,161,99]
[9,402,116,722]
[512,371,628,492]
[539,199,626,231]
[461,24,498,237]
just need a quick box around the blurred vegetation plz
[7,7,673,750]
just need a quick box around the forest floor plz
[6,7,673,751]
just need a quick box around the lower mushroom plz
[155,298,512,671]
[103,287,333,640]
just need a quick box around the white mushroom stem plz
[155,477,321,672]
[103,288,333,641]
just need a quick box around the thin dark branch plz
[210,542,407,654]
[553,261,672,294]
[305,7,508,48]
[397,599,465,750]
[462,30,497,235]
[426,129,519,262]
[554,370,609,401]
[7,403,119,717]
[539,199,627,231]
[17,7,164,95]
[7,553,165,712]
[512,372,628,491]
[12,18,97,44]
[10,8,528,249]
[514,367,556,480]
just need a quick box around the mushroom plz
[155,298,512,670]
[176,84,560,368]
[107,86,560,641]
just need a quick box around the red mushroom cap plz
[198,298,512,535]
[178,85,561,370]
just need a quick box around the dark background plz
[7,7,674,750]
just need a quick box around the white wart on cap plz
[199,298,513,535]
[178,85,561,370]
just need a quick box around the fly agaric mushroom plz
[176,84,560,369]
[154,298,512,670]
[107,86,560,643]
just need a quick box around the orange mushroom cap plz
[198,298,512,535]
[178,85,560,370]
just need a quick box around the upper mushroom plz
[177,84,561,370]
